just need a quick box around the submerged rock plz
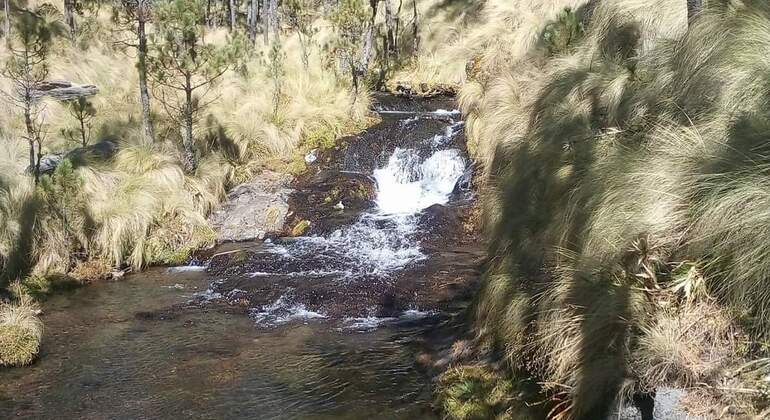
[209,171,293,242]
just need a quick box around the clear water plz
[0,269,437,419]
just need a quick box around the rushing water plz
[0,96,479,419]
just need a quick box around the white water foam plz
[341,308,438,331]
[238,136,468,329]
[250,294,326,325]
[374,148,466,215]
[342,316,398,331]
[166,265,207,273]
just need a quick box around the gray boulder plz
[209,171,293,242]
[32,80,98,101]
[26,153,64,175]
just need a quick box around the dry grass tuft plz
[0,292,43,367]
[632,301,738,390]
[69,259,113,283]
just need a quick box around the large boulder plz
[209,171,293,242]
[27,140,119,174]
[32,80,98,101]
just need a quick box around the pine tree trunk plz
[183,74,196,173]
[24,105,35,173]
[137,16,156,143]
[247,0,257,42]
[412,0,419,53]
[384,0,396,57]
[361,26,373,72]
[79,116,87,147]
[395,0,403,50]
[268,0,278,40]
[64,0,77,37]
[687,0,703,24]
[359,0,377,74]
[3,0,10,44]
[229,0,236,31]
[349,56,359,97]
[261,0,268,43]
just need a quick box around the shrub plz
[14,273,82,300]
[0,293,43,367]
[542,7,586,55]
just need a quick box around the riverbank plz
[0,93,486,419]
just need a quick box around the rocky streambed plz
[0,94,485,419]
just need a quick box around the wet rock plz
[285,170,376,235]
[452,166,474,195]
[388,82,458,99]
[209,171,293,242]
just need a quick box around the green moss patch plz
[435,365,515,420]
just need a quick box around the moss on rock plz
[435,365,516,420]
[291,219,311,237]
[15,273,82,300]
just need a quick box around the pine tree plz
[328,0,368,95]
[115,0,157,143]
[3,10,56,184]
[283,0,317,70]
[62,96,96,147]
[148,0,244,173]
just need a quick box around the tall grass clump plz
[0,290,43,367]
[462,0,770,418]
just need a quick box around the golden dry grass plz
[0,7,369,276]
[442,0,770,417]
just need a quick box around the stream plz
[0,94,483,419]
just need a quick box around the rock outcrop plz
[32,80,98,101]
[209,171,293,242]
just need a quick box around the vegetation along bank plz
[4,0,770,419]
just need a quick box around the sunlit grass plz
[0,291,42,367]
[0,10,368,275]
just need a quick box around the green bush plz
[541,7,585,55]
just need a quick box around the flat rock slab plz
[209,171,293,242]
